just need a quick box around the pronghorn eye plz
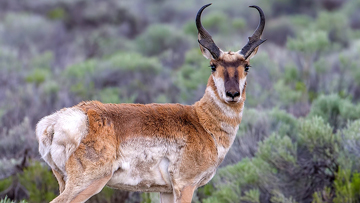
[210,64,216,72]
[245,64,251,72]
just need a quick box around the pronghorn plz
[36,4,266,203]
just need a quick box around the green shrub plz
[333,168,360,203]
[65,59,97,78]
[208,115,340,202]
[25,68,50,85]
[269,108,299,137]
[258,134,297,165]
[140,193,159,203]
[214,158,261,188]
[94,87,136,104]
[283,63,299,83]
[0,177,12,192]
[64,52,163,101]
[265,17,295,46]
[174,49,210,102]
[3,13,54,48]
[136,24,189,56]
[271,190,298,203]
[88,186,114,203]
[308,94,360,130]
[231,18,246,31]
[47,8,66,20]
[0,118,35,158]
[182,20,197,36]
[312,187,332,203]
[315,11,350,47]
[18,161,58,203]
[341,119,360,155]
[338,119,360,171]
[290,15,313,29]
[95,87,121,104]
[287,30,329,54]
[312,168,360,203]
[224,108,297,165]
[31,51,53,70]
[107,52,161,73]
[272,63,304,105]
[274,80,303,106]
[196,184,215,201]
[201,11,229,34]
[202,185,240,203]
[298,116,338,155]
[240,189,260,203]
[41,80,60,95]
[0,197,27,203]
[141,193,151,203]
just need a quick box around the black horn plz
[240,5,266,60]
[196,3,221,59]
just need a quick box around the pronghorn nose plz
[226,91,240,99]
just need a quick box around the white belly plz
[106,138,179,193]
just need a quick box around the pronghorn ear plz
[246,47,259,61]
[247,46,259,60]
[238,44,263,61]
[198,40,217,60]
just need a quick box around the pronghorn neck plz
[194,77,245,157]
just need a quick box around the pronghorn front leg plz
[160,192,174,203]
[161,185,195,203]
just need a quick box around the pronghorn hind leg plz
[70,174,112,203]
[49,175,111,203]
[52,169,65,193]
[50,137,115,203]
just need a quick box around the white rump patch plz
[36,108,88,172]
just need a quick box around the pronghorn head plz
[196,4,266,104]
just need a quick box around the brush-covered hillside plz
[1,0,360,202]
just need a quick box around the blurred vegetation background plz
[0,0,360,202]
